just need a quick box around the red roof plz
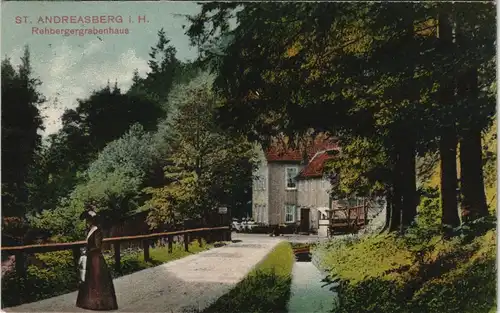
[297,150,338,179]
[265,137,338,162]
[265,147,306,162]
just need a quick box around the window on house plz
[285,167,299,190]
[284,204,296,223]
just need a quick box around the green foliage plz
[188,2,496,229]
[203,241,294,313]
[29,123,173,239]
[129,28,199,106]
[27,198,86,241]
[31,28,192,222]
[326,136,390,199]
[314,219,496,313]
[87,124,166,180]
[1,46,45,217]
[144,74,257,228]
[314,121,496,311]
[24,29,201,238]
[1,250,78,307]
[32,83,165,221]
[81,123,171,217]
[415,186,441,229]
[59,83,164,158]
[482,121,497,212]
[1,242,212,308]
[411,251,496,313]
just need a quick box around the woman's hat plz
[84,201,97,211]
[79,210,98,220]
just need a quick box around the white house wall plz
[297,178,332,230]
[297,179,331,208]
[251,145,269,224]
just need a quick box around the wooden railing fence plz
[1,226,231,287]
[328,203,369,232]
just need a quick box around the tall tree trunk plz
[390,179,402,232]
[458,69,488,221]
[401,137,417,228]
[381,188,392,233]
[438,11,461,228]
[399,16,418,230]
[459,127,488,220]
[389,149,402,232]
[454,11,489,222]
[439,126,460,227]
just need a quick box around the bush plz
[2,250,78,308]
[314,226,496,313]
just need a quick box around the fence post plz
[143,239,150,262]
[15,251,26,304]
[72,247,81,270]
[168,235,173,253]
[184,233,189,252]
[205,230,211,244]
[197,232,203,247]
[363,200,368,226]
[15,251,26,279]
[113,242,121,274]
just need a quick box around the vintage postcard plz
[1,1,497,313]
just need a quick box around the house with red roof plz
[252,135,339,233]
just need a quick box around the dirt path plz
[5,238,283,313]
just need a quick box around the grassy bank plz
[1,241,213,308]
[311,121,497,313]
[203,241,295,313]
[314,219,496,313]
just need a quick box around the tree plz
[29,123,173,239]
[31,30,202,236]
[41,83,165,211]
[455,4,495,221]
[436,6,460,228]
[144,75,256,229]
[129,28,199,106]
[187,3,425,230]
[145,28,181,102]
[187,2,495,232]
[1,46,45,217]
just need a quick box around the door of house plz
[300,208,310,233]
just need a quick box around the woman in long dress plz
[76,209,118,310]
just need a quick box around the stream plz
[287,248,338,313]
